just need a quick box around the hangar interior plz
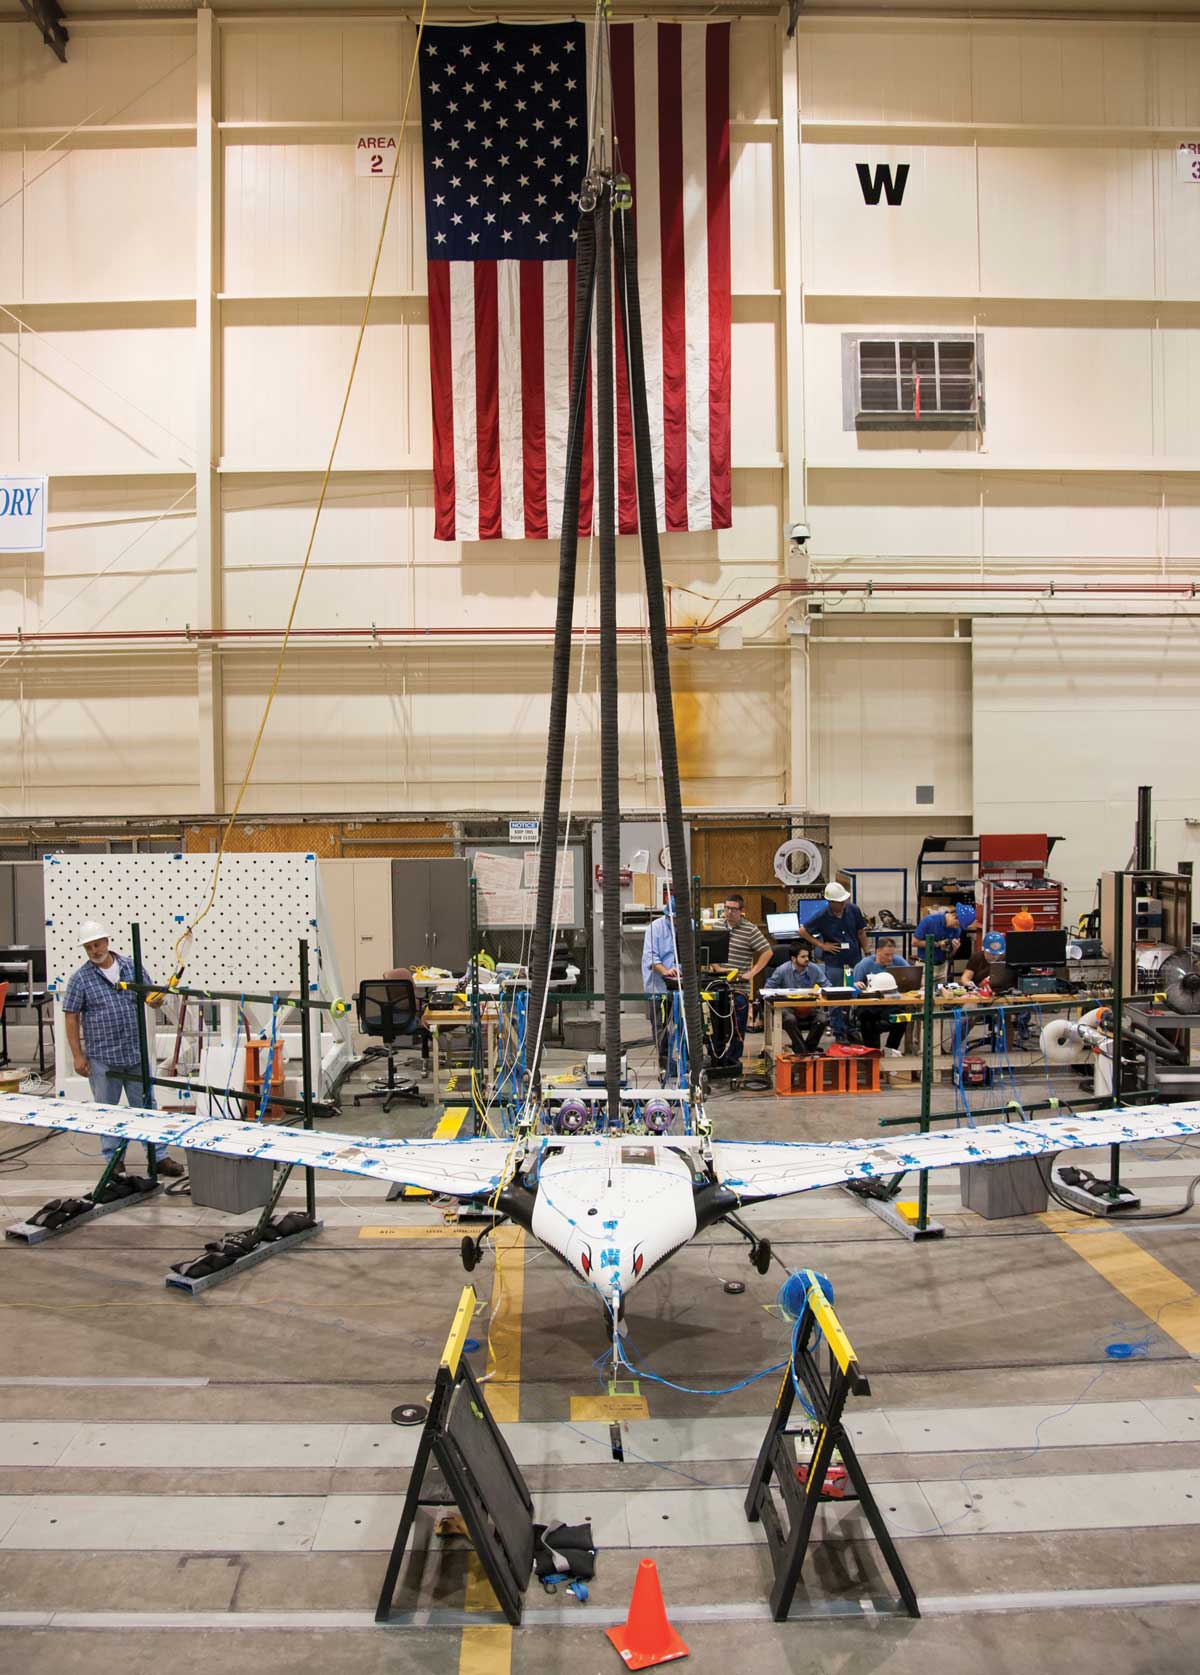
[2,0,1200,1671]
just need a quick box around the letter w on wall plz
[856,163,909,206]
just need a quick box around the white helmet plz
[823,881,851,903]
[866,970,898,994]
[79,919,110,946]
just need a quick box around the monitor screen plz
[766,912,800,939]
[1004,929,1067,967]
[795,898,827,926]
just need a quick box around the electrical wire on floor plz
[0,1132,54,1173]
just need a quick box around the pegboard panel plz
[43,853,332,994]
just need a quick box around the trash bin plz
[187,1150,274,1213]
[959,1154,1053,1220]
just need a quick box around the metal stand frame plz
[159,934,325,1293]
[6,1175,163,1245]
[745,1270,919,1622]
[375,1285,534,1628]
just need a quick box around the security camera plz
[787,522,811,543]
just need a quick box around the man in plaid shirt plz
[62,920,183,1177]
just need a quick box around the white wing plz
[0,1094,515,1199]
[712,1102,1200,1203]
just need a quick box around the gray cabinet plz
[0,862,44,946]
[391,859,471,972]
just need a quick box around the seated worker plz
[641,898,681,1078]
[764,944,831,1057]
[713,894,773,1069]
[963,930,1016,996]
[851,938,910,986]
[858,970,907,1056]
[912,902,976,969]
[798,881,870,1042]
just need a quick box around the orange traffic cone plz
[606,1557,690,1670]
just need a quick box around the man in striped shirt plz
[710,894,772,1069]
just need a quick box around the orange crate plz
[845,1055,881,1094]
[773,1054,848,1097]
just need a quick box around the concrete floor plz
[2,1024,1200,1674]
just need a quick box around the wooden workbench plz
[760,990,1106,1080]
[424,1006,499,1106]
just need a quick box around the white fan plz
[773,838,823,889]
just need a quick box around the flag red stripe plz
[611,24,638,537]
[520,262,547,541]
[474,263,501,541]
[428,262,457,542]
[705,22,732,531]
[569,258,594,537]
[657,24,688,534]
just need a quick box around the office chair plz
[353,978,429,1112]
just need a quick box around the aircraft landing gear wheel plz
[461,1235,478,1272]
[752,1238,772,1276]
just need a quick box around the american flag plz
[420,21,731,543]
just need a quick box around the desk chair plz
[353,978,429,1112]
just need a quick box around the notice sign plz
[0,476,47,552]
[354,133,401,178]
[1177,143,1200,182]
[508,819,539,844]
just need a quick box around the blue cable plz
[598,1317,788,1399]
[255,997,281,1123]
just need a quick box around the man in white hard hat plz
[858,970,907,1056]
[798,881,870,1042]
[62,922,183,1178]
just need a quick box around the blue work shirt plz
[913,912,962,963]
[804,904,867,971]
[641,915,680,995]
[62,951,154,1067]
[851,953,910,985]
[765,958,831,991]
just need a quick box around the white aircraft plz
[4,1090,1199,1326]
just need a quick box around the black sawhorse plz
[745,1269,919,1621]
[375,1284,534,1627]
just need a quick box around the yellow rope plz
[173,1,430,973]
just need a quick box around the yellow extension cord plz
[172,0,430,976]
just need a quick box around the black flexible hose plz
[613,203,704,1103]
[528,210,597,1098]
[595,188,624,1124]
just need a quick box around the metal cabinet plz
[391,859,471,972]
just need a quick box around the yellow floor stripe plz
[484,1226,525,1423]
[1041,1211,1200,1354]
[460,1554,511,1675]
[357,1226,459,1241]
[570,1393,650,1421]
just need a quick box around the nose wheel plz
[459,1214,509,1273]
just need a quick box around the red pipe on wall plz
[0,577,1196,650]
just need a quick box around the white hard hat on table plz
[79,920,110,945]
[823,881,851,903]
[866,970,899,994]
